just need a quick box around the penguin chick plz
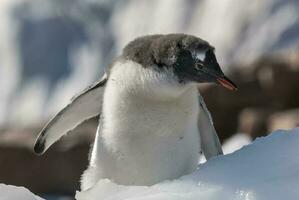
[34,34,237,191]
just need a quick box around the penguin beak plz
[216,76,238,91]
[194,66,238,91]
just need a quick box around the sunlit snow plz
[1,128,298,199]
[0,184,44,200]
[76,128,299,200]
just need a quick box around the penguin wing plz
[197,94,223,160]
[34,73,108,155]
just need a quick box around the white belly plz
[86,86,200,186]
[96,118,199,185]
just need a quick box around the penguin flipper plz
[34,73,108,155]
[197,94,223,160]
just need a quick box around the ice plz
[0,184,44,200]
[76,128,299,200]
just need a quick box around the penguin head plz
[122,34,237,93]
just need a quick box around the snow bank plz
[76,128,299,200]
[0,184,44,200]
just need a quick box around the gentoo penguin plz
[34,34,237,190]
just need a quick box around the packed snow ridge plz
[0,184,44,200]
[1,128,299,200]
[76,128,299,200]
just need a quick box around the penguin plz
[34,34,237,191]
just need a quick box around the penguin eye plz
[195,62,204,71]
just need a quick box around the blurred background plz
[1,0,299,199]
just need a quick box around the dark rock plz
[0,144,89,196]
[0,118,97,195]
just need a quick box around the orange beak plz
[216,76,238,91]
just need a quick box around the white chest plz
[91,79,200,185]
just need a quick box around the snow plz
[0,184,44,200]
[0,129,298,199]
[76,128,299,200]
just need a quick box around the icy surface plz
[76,128,299,200]
[0,184,44,200]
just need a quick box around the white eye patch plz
[194,51,206,62]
